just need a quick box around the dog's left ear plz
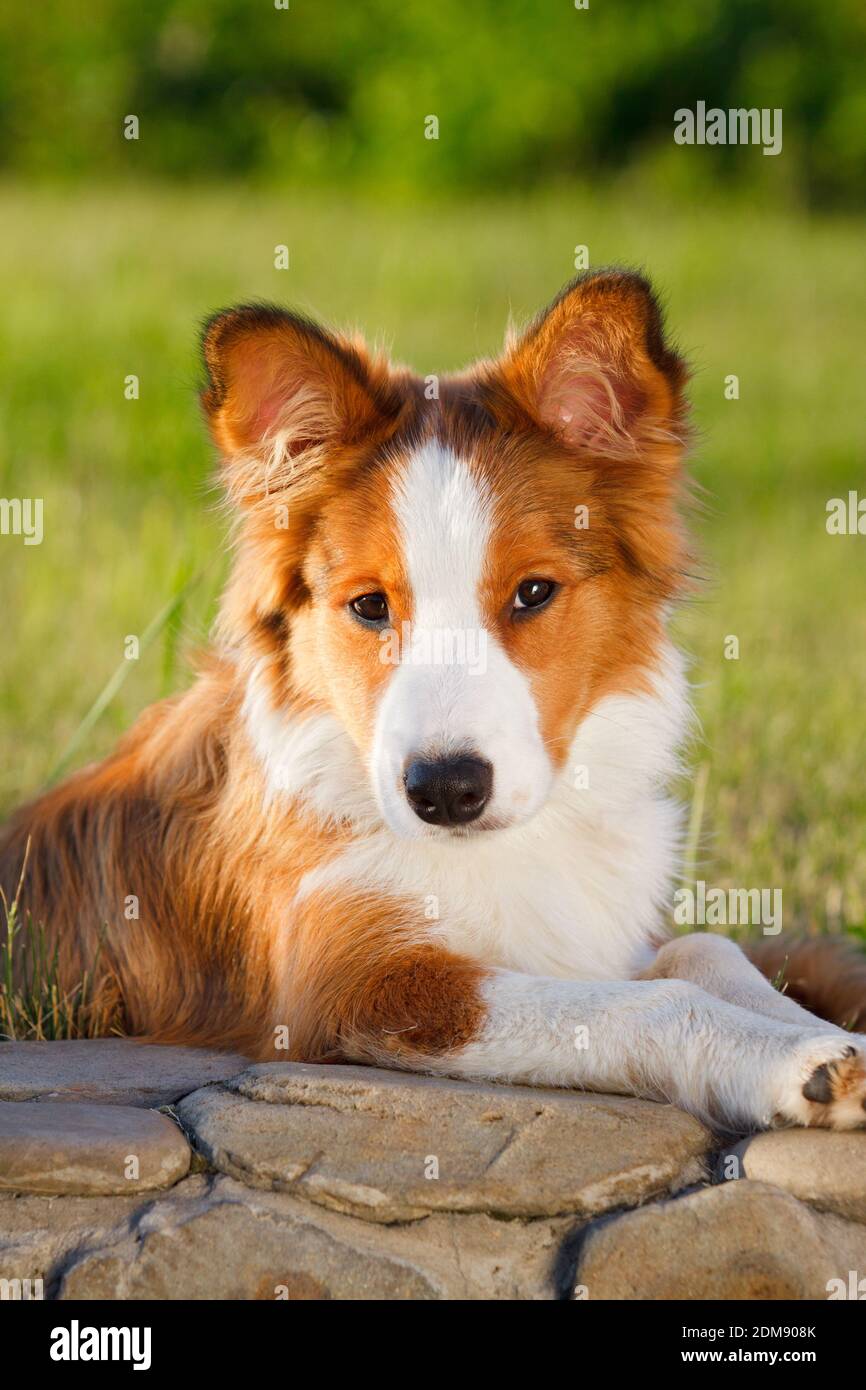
[500,271,688,456]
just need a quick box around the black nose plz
[403,756,493,826]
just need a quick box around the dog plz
[3,269,866,1132]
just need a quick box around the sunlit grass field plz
[1,179,864,941]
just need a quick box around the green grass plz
[0,842,119,1040]
[0,177,864,942]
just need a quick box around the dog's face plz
[202,274,688,838]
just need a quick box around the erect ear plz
[500,271,688,457]
[200,304,401,494]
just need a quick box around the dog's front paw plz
[775,1037,866,1130]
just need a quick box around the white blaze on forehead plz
[370,438,554,837]
[391,438,492,632]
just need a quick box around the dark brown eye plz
[350,592,389,624]
[514,579,556,612]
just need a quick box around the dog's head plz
[202,272,689,838]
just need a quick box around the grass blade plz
[45,572,201,787]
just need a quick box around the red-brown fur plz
[281,888,489,1062]
[745,938,866,1033]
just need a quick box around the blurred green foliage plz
[1,0,865,204]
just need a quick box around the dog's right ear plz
[200,304,401,497]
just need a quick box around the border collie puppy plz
[4,271,865,1131]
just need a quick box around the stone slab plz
[576,1180,866,1300]
[721,1129,866,1223]
[0,1040,249,1107]
[177,1060,712,1222]
[58,1174,574,1301]
[0,1101,190,1195]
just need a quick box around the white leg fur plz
[644,932,847,1032]
[411,970,866,1132]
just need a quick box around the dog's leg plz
[277,891,866,1131]
[436,970,866,1131]
[643,932,847,1031]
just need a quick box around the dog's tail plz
[746,936,866,1032]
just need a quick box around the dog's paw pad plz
[800,1045,866,1128]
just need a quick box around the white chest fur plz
[244,643,691,983]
